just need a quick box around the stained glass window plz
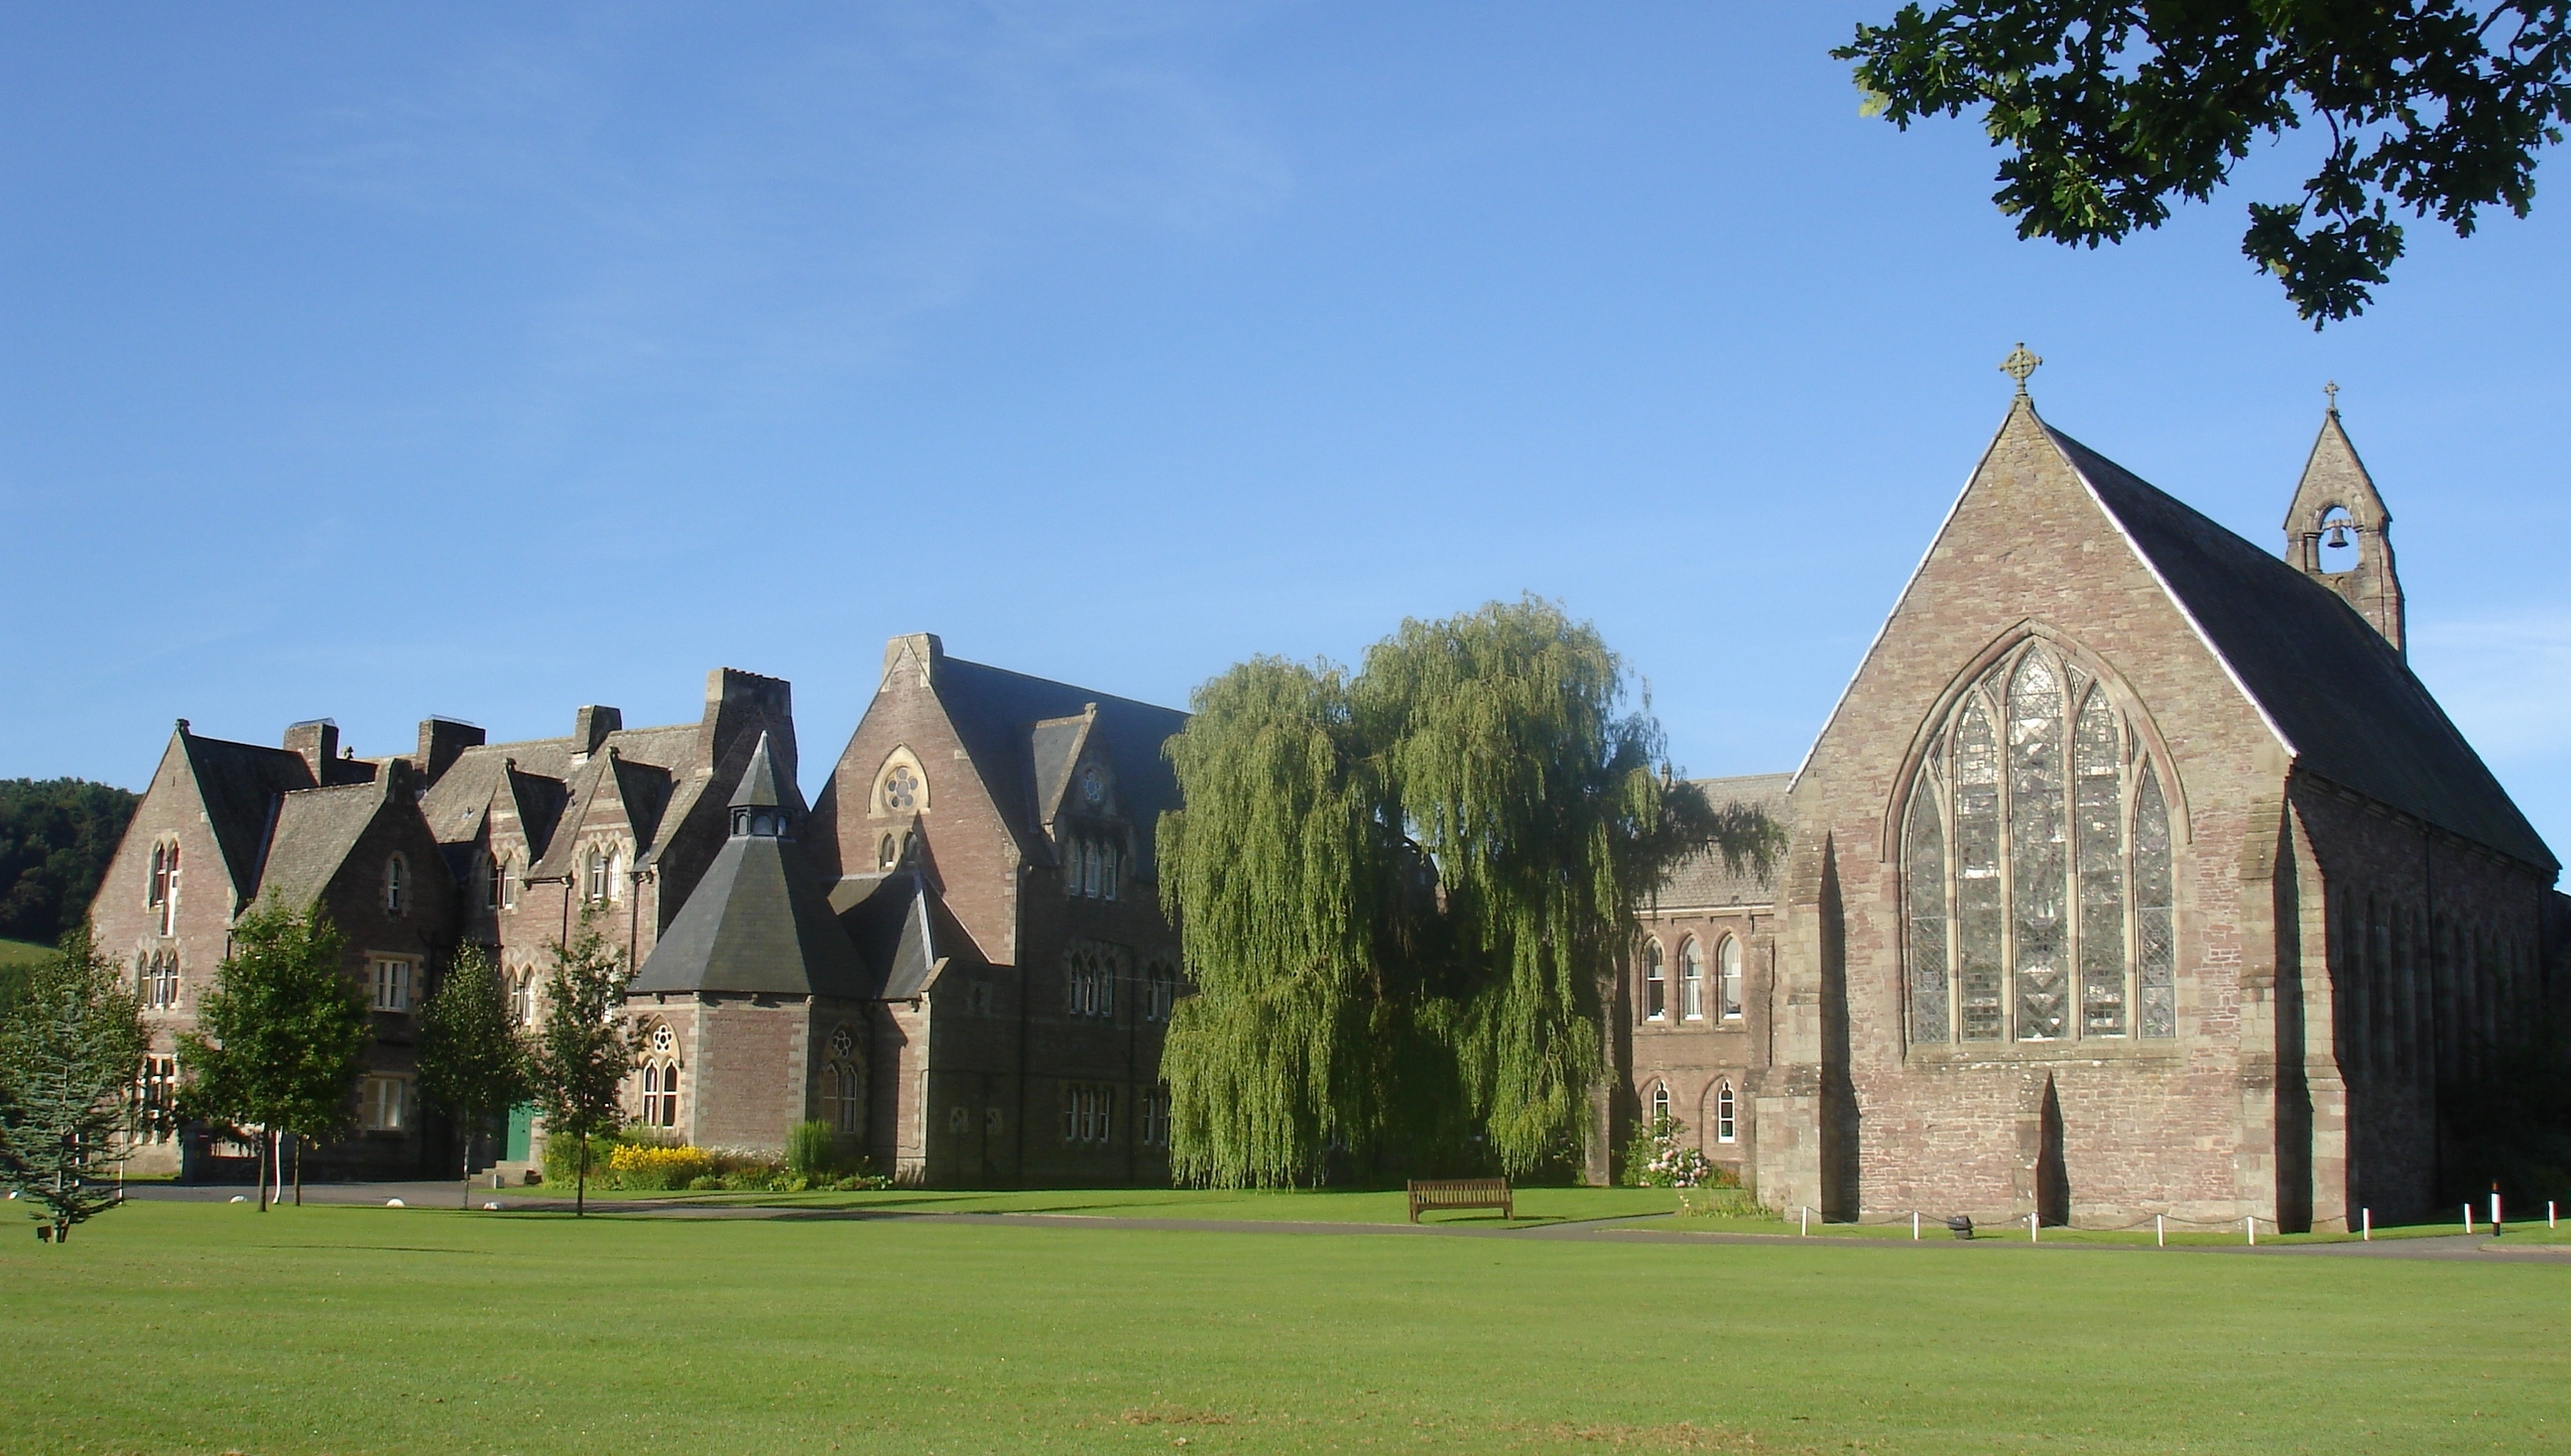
[1954,700,2005,1040]
[1904,784,1950,1042]
[2134,764,2175,1038]
[2074,687,2127,1036]
[2008,654,2068,1040]
[1903,644,2178,1051]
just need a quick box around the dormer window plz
[384,854,408,915]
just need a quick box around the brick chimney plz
[572,705,623,762]
[283,719,338,786]
[417,717,486,785]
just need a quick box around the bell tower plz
[2284,384,2404,658]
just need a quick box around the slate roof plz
[628,829,870,999]
[1653,773,1793,910]
[2050,425,2556,874]
[176,731,317,902]
[932,656,1188,874]
[834,870,990,1001]
[254,782,390,910]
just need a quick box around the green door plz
[505,1103,534,1161]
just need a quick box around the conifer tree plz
[527,911,636,1216]
[417,943,530,1210]
[0,931,145,1242]
[177,900,371,1212]
[1159,597,1779,1186]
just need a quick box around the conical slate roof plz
[631,737,870,998]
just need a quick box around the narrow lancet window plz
[2074,686,2127,1035]
[1954,700,2005,1040]
[2008,653,2068,1039]
[1904,783,1950,1042]
[2134,764,2176,1038]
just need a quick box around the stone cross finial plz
[2324,380,2339,414]
[2000,343,2042,396]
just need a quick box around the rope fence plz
[1731,1196,2564,1246]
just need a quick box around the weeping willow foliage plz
[1159,598,1780,1187]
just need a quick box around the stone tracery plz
[1902,642,2175,1045]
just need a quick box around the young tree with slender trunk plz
[0,931,145,1242]
[527,910,636,1216]
[1158,597,1781,1187]
[417,943,531,1210]
[176,900,370,1212]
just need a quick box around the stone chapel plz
[1622,377,2564,1232]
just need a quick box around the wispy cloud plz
[288,1,1292,414]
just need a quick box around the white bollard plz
[386,1198,405,1208]
[1912,1211,1920,1241]
[2362,1207,2372,1241]
[2463,1204,2474,1234]
[1800,1205,1810,1237]
[2246,1215,2256,1246]
[2492,1191,2504,1231]
[2029,1212,2039,1244]
[2550,1201,2557,1230]
[2155,1214,2164,1248]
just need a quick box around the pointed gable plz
[929,653,1186,873]
[252,780,399,910]
[174,729,316,904]
[2049,425,2551,873]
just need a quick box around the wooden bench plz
[1408,1177,1513,1223]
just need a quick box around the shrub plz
[685,1173,722,1191]
[607,1144,715,1190]
[786,1120,839,1178]
[1622,1114,1717,1188]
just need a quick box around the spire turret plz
[729,732,788,838]
[2284,389,2404,657]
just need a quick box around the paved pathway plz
[116,1181,2571,1262]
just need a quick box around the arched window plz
[384,854,407,914]
[1717,935,1744,1021]
[1643,941,1666,1022]
[1716,1081,1737,1144]
[1901,644,2177,1044]
[1679,939,1704,1021]
[641,1023,679,1128]
[1102,841,1120,902]
[585,847,607,902]
[605,848,623,902]
[879,833,900,871]
[483,853,504,910]
[141,951,179,1010]
[148,842,182,935]
[1081,841,1101,899]
[821,1026,866,1137]
[1650,1081,1670,1126]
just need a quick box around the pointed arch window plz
[148,841,182,935]
[1643,941,1666,1022]
[1900,643,2178,1046]
[822,1025,866,1138]
[1678,939,1704,1021]
[1717,935,1744,1021]
[1650,1081,1670,1126]
[1715,1081,1736,1144]
[384,854,408,915]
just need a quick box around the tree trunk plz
[293,1137,303,1206]
[461,1128,474,1211]
[576,1137,588,1217]
[255,1130,271,1214]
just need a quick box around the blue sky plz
[5,4,2568,852]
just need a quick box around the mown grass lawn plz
[4,1199,2565,1456]
[526,1183,1678,1226]
[0,937,57,968]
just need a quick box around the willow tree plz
[1159,598,1779,1186]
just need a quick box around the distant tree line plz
[0,779,139,946]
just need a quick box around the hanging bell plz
[2325,523,2351,549]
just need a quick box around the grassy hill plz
[0,938,59,969]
